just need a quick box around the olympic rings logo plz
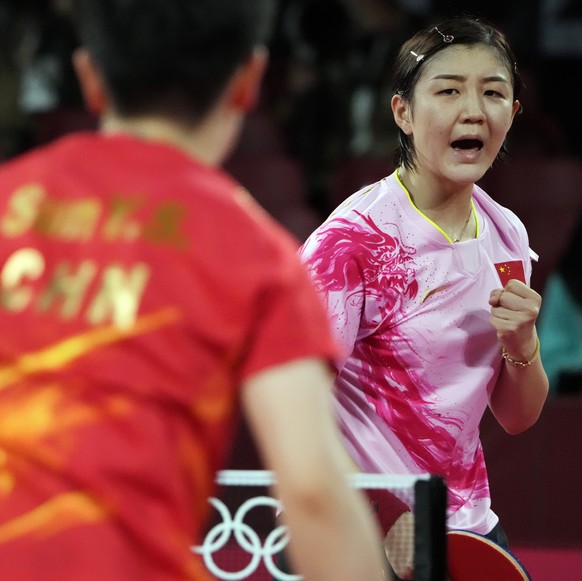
[193,495,302,580]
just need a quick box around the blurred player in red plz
[0,1,389,580]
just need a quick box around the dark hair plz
[74,0,277,125]
[391,16,522,171]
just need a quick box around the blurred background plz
[0,0,581,573]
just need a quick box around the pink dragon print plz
[304,211,489,510]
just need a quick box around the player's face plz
[394,44,520,187]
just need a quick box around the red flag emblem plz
[494,260,525,286]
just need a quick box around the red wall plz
[481,396,582,548]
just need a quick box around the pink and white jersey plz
[299,170,533,534]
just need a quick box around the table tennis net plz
[193,470,446,581]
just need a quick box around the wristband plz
[501,337,540,368]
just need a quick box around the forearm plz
[280,478,391,581]
[242,359,390,581]
[489,353,549,434]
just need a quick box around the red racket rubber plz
[447,530,531,581]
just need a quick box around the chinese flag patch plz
[495,260,526,286]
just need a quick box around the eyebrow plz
[430,73,510,83]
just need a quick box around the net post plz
[413,474,447,581]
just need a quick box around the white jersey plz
[300,170,533,534]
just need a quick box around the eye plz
[484,89,505,98]
[438,88,458,95]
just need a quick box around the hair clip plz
[433,26,454,43]
[410,50,424,62]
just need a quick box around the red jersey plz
[0,133,338,580]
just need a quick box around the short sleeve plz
[238,233,341,381]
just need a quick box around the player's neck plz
[398,167,475,239]
[100,110,242,167]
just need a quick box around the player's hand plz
[488,278,541,360]
[384,511,414,580]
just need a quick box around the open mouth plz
[451,139,483,150]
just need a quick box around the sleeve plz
[238,235,341,381]
[502,205,534,285]
[504,204,535,285]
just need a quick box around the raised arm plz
[488,279,549,434]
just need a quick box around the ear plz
[227,46,268,112]
[510,99,522,122]
[391,93,413,135]
[72,48,108,116]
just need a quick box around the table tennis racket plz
[446,530,531,581]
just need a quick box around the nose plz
[460,93,486,123]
